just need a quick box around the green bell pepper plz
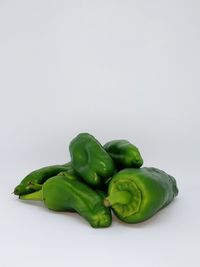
[104,140,143,169]
[20,175,112,228]
[69,133,115,187]
[104,167,178,223]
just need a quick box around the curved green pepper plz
[69,133,115,187]
[20,175,112,228]
[104,167,178,223]
[14,163,75,196]
[104,140,143,169]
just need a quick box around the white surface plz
[0,1,200,267]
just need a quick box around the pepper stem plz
[104,191,132,207]
[19,189,43,201]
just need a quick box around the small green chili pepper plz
[20,175,112,228]
[104,167,178,223]
[69,133,115,187]
[104,140,143,169]
[14,163,74,196]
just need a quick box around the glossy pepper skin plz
[104,140,143,169]
[104,167,178,223]
[20,175,112,228]
[14,163,75,196]
[69,133,115,187]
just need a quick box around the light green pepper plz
[104,167,178,223]
[20,175,112,228]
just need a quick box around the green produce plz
[20,175,112,228]
[13,132,179,228]
[14,163,74,196]
[57,171,107,194]
[104,140,143,169]
[96,189,107,199]
[104,167,178,223]
[69,133,115,187]
[57,170,81,181]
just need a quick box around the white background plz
[0,1,199,266]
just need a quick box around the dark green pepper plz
[104,167,178,223]
[69,133,115,187]
[14,163,75,196]
[104,140,143,169]
[20,175,112,228]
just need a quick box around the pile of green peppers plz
[14,133,178,228]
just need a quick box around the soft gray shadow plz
[15,197,45,208]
